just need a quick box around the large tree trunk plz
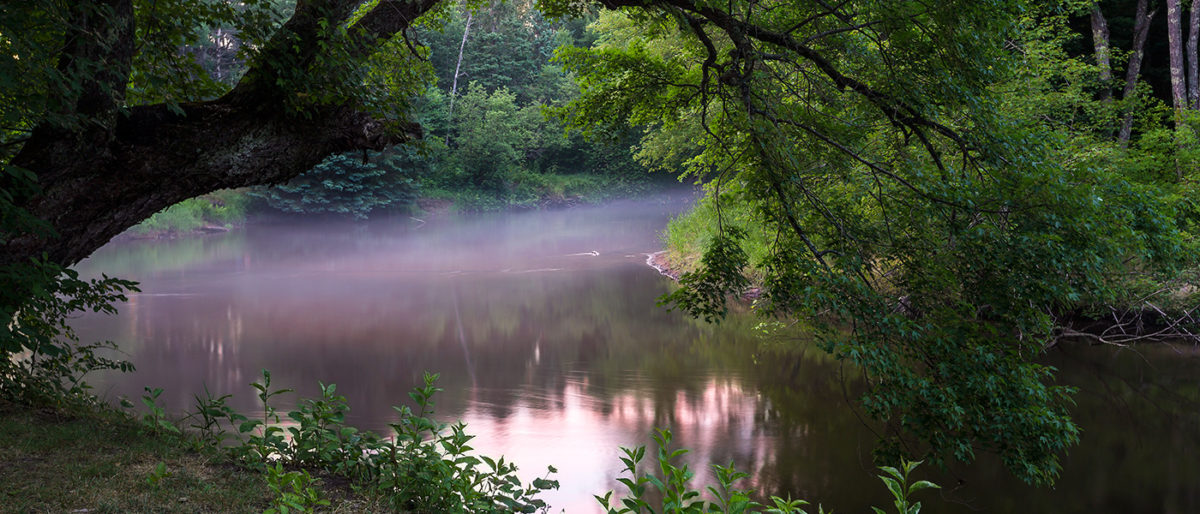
[1091,4,1113,102]
[3,0,437,268]
[1190,0,1200,108]
[1169,0,1187,178]
[10,97,418,267]
[1120,0,1156,146]
[1169,0,1188,114]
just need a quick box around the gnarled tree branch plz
[6,0,436,267]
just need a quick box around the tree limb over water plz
[5,0,432,266]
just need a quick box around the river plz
[71,192,1200,513]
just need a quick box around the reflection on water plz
[72,193,1199,513]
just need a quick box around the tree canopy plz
[553,0,1193,483]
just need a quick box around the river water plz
[71,192,1199,513]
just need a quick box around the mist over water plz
[72,192,1199,513]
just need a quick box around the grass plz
[661,189,771,284]
[0,400,271,513]
[127,190,250,238]
[0,399,391,513]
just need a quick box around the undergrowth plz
[127,189,250,237]
[136,369,938,513]
[421,171,651,212]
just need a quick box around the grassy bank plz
[0,400,272,513]
[660,191,771,283]
[0,399,390,514]
[418,171,664,213]
[0,394,936,514]
[124,190,250,239]
[124,173,668,238]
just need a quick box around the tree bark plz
[1119,0,1156,146]
[1169,0,1187,178]
[4,0,436,267]
[1091,4,1113,102]
[1169,0,1188,114]
[1190,0,1200,108]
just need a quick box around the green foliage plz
[660,227,751,323]
[596,428,936,514]
[871,461,939,514]
[251,150,419,219]
[128,0,290,105]
[188,386,239,448]
[145,461,170,488]
[0,170,138,406]
[0,0,288,137]
[129,190,250,236]
[180,370,558,512]
[453,85,528,190]
[406,2,663,211]
[422,0,582,105]
[238,369,295,468]
[553,1,1197,485]
[140,386,181,435]
[0,167,137,412]
[264,463,330,514]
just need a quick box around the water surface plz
[73,194,1200,512]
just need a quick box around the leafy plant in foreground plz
[187,385,242,449]
[159,369,941,513]
[598,428,814,514]
[872,460,939,514]
[196,370,558,512]
[264,462,330,514]
[140,386,180,435]
[234,369,294,470]
[144,461,170,488]
[598,428,937,514]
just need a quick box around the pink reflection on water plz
[457,376,768,512]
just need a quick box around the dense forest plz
[2,0,1199,511]
[123,0,662,227]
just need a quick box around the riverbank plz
[0,399,379,513]
[648,250,765,300]
[0,400,269,513]
[122,179,673,240]
[653,245,1200,344]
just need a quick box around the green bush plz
[0,268,137,407]
[251,150,420,219]
[597,428,938,514]
[184,370,559,512]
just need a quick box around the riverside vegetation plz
[4,0,1200,511]
[121,0,676,238]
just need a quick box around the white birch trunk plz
[447,11,473,126]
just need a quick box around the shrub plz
[251,150,420,219]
